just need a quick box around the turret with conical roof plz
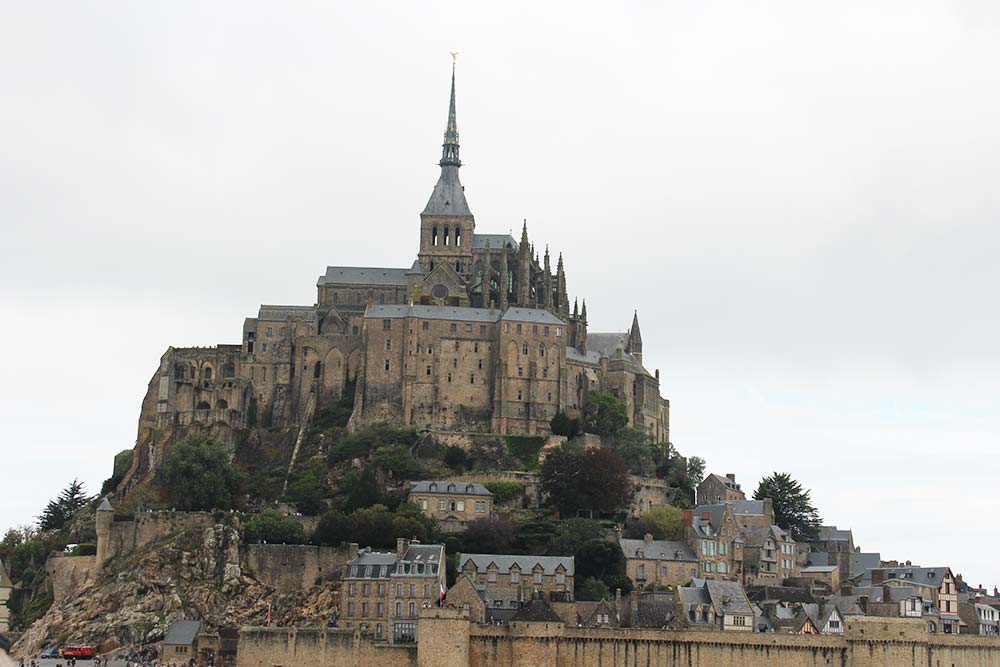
[626,311,643,363]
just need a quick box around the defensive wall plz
[45,554,97,602]
[244,545,349,596]
[238,612,1000,667]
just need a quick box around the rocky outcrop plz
[12,518,340,657]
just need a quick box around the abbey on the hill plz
[141,65,669,442]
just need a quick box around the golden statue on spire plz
[450,51,459,63]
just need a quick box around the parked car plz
[40,648,61,659]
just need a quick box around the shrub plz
[575,577,609,601]
[157,436,242,511]
[69,543,97,557]
[504,436,546,470]
[244,510,306,544]
[550,412,581,438]
[443,446,469,471]
[482,481,524,505]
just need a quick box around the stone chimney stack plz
[348,542,359,561]
[643,532,653,544]
[683,509,694,527]
[397,537,410,558]
[726,473,736,482]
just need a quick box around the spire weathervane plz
[440,55,461,167]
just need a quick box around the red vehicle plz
[62,646,95,659]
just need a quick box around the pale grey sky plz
[2,1,999,586]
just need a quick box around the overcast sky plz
[3,1,999,585]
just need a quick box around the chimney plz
[726,474,735,482]
[397,537,409,558]
[905,560,911,566]
[683,509,694,527]
[348,542,359,561]
[644,532,653,544]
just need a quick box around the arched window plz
[215,399,228,409]
[224,363,235,378]
[539,343,546,357]
[444,226,450,246]
[455,227,462,246]
[314,361,321,379]
[203,367,213,381]
[522,343,529,355]
[432,226,438,246]
[196,401,211,410]
[455,261,461,273]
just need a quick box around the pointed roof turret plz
[581,300,588,321]
[627,310,642,354]
[440,61,461,168]
[520,220,529,246]
[422,59,472,217]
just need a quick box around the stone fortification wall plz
[45,555,96,602]
[243,545,349,595]
[104,511,218,562]
[240,615,1000,667]
[238,627,415,667]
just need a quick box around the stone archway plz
[323,348,345,400]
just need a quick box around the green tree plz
[623,506,684,540]
[244,510,306,544]
[686,456,706,487]
[38,479,91,531]
[545,519,606,557]
[347,505,397,548]
[338,468,382,512]
[157,436,242,511]
[582,391,629,437]
[461,517,518,554]
[9,540,46,581]
[284,459,328,515]
[101,450,134,495]
[575,539,625,581]
[540,444,633,517]
[549,412,581,438]
[482,481,525,506]
[610,428,655,476]
[313,510,351,546]
[754,472,822,541]
[371,443,424,480]
[442,445,469,471]
[575,576,609,601]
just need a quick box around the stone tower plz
[95,496,114,570]
[417,62,475,289]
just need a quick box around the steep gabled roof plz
[163,620,202,646]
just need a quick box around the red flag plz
[266,604,272,626]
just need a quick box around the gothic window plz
[455,261,461,273]
[455,227,462,246]
[314,362,321,379]
[522,343,529,355]
[516,324,522,333]
[224,363,235,378]
[444,226,450,246]
[432,227,439,246]
[539,343,545,356]
[517,367,523,377]
[533,325,538,335]
[203,367,213,381]
[453,358,457,368]
[196,401,211,410]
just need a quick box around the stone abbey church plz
[140,66,669,445]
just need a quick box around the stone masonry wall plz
[239,613,1000,667]
[243,545,350,596]
[45,555,96,602]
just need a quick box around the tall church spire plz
[440,61,461,167]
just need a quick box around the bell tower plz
[417,58,475,290]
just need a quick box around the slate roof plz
[818,526,852,542]
[163,620,202,646]
[802,602,841,630]
[690,500,767,537]
[741,525,791,548]
[511,596,562,623]
[705,580,754,616]
[618,538,697,562]
[747,586,817,605]
[806,552,831,567]
[317,266,410,287]
[258,305,317,321]
[850,552,881,583]
[586,332,628,356]
[402,544,444,565]
[882,566,952,589]
[566,347,601,365]
[884,585,921,602]
[705,473,742,492]
[472,233,518,251]
[802,566,839,574]
[849,586,885,603]
[411,481,493,496]
[423,164,472,216]
[459,553,574,576]
[345,551,398,579]
[634,592,677,628]
[500,308,565,325]
[366,304,499,323]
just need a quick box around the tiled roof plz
[619,538,697,562]
[705,580,754,615]
[317,266,410,287]
[366,304,499,323]
[402,544,444,564]
[258,305,317,321]
[747,586,817,605]
[634,592,676,628]
[511,596,562,623]
[459,553,574,576]
[163,620,202,646]
[500,308,565,325]
[472,234,518,251]
[411,481,493,496]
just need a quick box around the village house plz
[619,534,699,589]
[457,553,573,622]
[872,566,960,634]
[800,565,841,593]
[677,579,754,632]
[696,473,745,505]
[813,526,855,581]
[409,480,493,532]
[683,502,778,580]
[161,620,219,665]
[741,525,798,587]
[340,538,446,643]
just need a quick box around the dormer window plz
[429,482,438,491]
